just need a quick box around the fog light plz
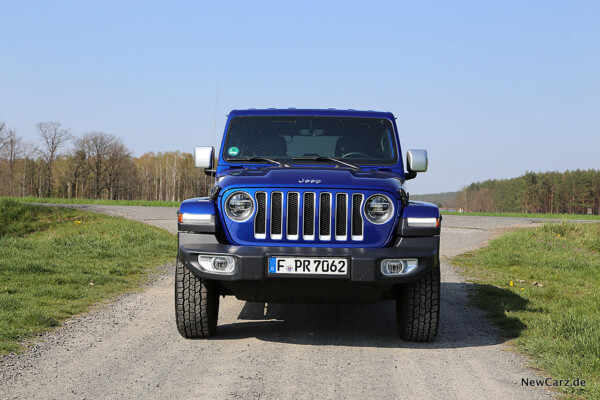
[386,260,404,274]
[212,257,230,271]
[198,255,236,274]
[381,259,418,276]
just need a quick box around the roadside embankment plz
[0,199,176,355]
[454,221,600,399]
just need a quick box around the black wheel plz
[175,259,219,338]
[396,264,440,342]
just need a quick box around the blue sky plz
[1,1,598,194]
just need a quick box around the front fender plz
[397,201,441,237]
[178,197,218,233]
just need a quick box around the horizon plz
[1,1,599,194]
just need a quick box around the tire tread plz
[175,260,218,338]
[396,265,440,342]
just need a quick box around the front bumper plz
[178,232,439,284]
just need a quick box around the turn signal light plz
[406,217,439,228]
[179,213,214,224]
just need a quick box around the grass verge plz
[0,199,176,355]
[441,210,600,220]
[454,222,600,398]
[2,196,180,207]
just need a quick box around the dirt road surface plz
[1,206,555,399]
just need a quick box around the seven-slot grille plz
[254,190,365,241]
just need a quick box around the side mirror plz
[194,146,214,169]
[406,149,428,173]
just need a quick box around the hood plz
[217,167,404,198]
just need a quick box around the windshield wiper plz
[292,156,361,170]
[234,156,289,167]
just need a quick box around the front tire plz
[396,264,440,342]
[175,260,219,338]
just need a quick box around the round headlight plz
[225,191,255,221]
[364,194,394,224]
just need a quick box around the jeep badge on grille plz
[298,179,321,184]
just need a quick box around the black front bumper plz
[178,232,439,284]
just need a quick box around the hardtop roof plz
[228,108,395,119]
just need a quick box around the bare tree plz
[36,121,71,197]
[66,137,89,198]
[79,132,131,199]
[80,132,113,197]
[2,129,23,196]
[19,142,36,197]
[105,137,131,199]
[0,121,8,152]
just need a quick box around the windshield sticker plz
[227,146,239,156]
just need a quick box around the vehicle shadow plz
[214,281,529,349]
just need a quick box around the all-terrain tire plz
[175,260,219,338]
[396,264,440,342]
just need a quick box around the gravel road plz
[0,206,557,399]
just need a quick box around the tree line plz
[0,120,213,201]
[455,170,600,215]
[2,120,598,214]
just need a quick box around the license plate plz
[268,257,348,275]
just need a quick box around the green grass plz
[454,222,600,398]
[0,199,177,355]
[1,196,180,207]
[442,210,600,221]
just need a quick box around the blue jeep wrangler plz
[176,109,441,341]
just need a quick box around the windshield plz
[223,116,397,165]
